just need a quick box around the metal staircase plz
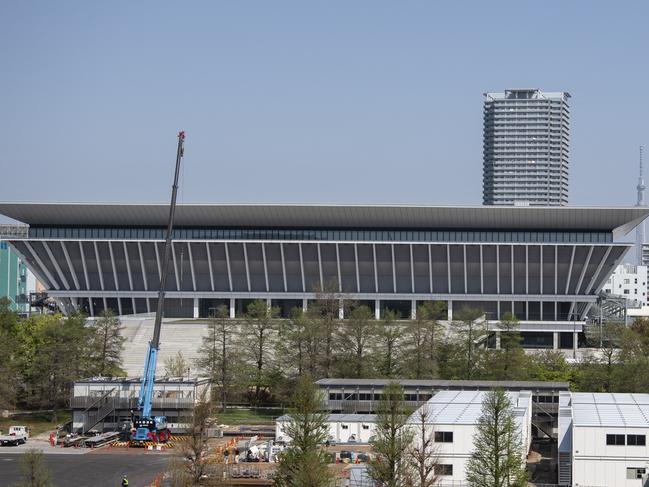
[82,388,116,433]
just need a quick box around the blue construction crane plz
[130,131,185,445]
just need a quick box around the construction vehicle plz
[130,131,186,445]
[0,426,30,446]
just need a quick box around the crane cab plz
[131,416,170,445]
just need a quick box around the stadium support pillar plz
[495,331,501,350]
[302,299,308,313]
[411,300,417,320]
[339,299,344,319]
[573,331,578,353]
[553,332,559,350]
[229,298,235,319]
[193,298,199,319]
[447,300,453,321]
[374,300,380,320]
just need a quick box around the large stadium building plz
[0,203,647,348]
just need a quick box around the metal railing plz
[71,395,194,410]
[0,224,29,239]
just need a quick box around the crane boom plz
[137,131,186,419]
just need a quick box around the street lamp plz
[572,311,577,360]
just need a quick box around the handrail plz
[81,388,116,413]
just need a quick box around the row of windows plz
[606,434,646,446]
[328,393,432,402]
[29,226,614,244]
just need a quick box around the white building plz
[560,392,649,487]
[408,390,532,485]
[71,377,211,433]
[275,413,377,445]
[603,264,648,306]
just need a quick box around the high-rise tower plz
[483,89,570,206]
[637,146,645,264]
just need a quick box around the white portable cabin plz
[567,392,649,487]
[408,390,532,485]
[275,413,377,444]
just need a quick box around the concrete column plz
[229,298,235,319]
[375,300,381,320]
[495,331,501,350]
[411,300,417,320]
[339,299,344,320]
[193,298,199,319]
[447,300,453,321]
[266,298,272,311]
[573,332,578,353]
[302,299,308,313]
[553,332,559,350]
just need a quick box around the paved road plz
[0,451,170,487]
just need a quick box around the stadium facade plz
[0,203,647,347]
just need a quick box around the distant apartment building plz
[641,243,649,285]
[603,264,648,305]
[0,240,35,313]
[483,89,570,206]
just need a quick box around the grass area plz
[216,407,284,425]
[0,411,71,437]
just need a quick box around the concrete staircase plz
[119,317,210,377]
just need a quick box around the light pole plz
[572,311,577,360]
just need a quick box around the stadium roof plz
[571,392,649,428]
[0,203,647,238]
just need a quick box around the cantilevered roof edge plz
[0,202,647,236]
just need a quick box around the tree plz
[375,310,403,378]
[173,394,216,486]
[334,304,375,378]
[466,389,527,487]
[528,350,573,383]
[273,375,333,487]
[403,301,446,379]
[240,300,280,404]
[0,314,20,408]
[611,318,649,392]
[311,279,342,378]
[406,406,440,487]
[196,304,237,412]
[165,351,189,377]
[277,307,321,378]
[576,321,623,392]
[28,314,91,418]
[450,308,488,380]
[483,312,528,381]
[87,309,125,376]
[15,448,54,487]
[368,382,414,487]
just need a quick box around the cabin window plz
[606,434,625,446]
[434,431,453,443]
[627,435,646,446]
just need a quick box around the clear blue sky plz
[1,1,647,208]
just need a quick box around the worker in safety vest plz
[121,474,129,486]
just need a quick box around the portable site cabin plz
[408,390,533,485]
[275,413,377,444]
[71,376,211,433]
[562,392,649,487]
